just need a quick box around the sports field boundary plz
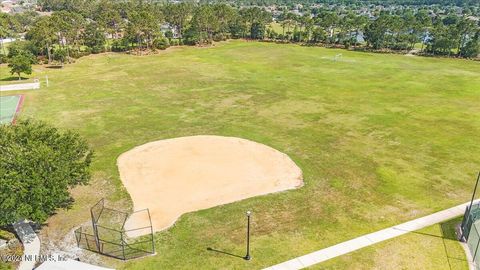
[264,200,479,270]
[0,94,25,124]
[13,94,25,124]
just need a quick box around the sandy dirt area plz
[118,135,303,236]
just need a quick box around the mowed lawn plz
[316,217,468,270]
[1,40,479,269]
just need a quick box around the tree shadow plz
[46,65,63,69]
[0,76,28,81]
[206,247,244,259]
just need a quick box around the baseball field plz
[1,40,479,269]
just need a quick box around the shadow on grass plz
[0,76,28,81]
[206,247,244,259]
[407,217,468,270]
[407,218,459,241]
[46,65,63,69]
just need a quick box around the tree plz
[460,31,480,58]
[83,22,106,53]
[188,5,216,44]
[364,14,391,49]
[279,10,296,40]
[51,11,86,58]
[26,16,57,63]
[352,15,368,48]
[229,13,248,39]
[0,13,20,56]
[298,13,314,42]
[311,26,327,43]
[7,41,40,60]
[53,47,68,65]
[0,120,93,226]
[125,1,162,50]
[240,7,272,40]
[163,3,193,44]
[316,10,339,44]
[455,16,477,56]
[414,9,432,51]
[427,18,458,55]
[94,0,123,40]
[212,4,236,40]
[8,52,34,80]
[339,12,356,47]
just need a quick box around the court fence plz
[461,202,480,270]
[74,199,155,260]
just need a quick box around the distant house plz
[467,16,479,22]
[1,1,13,13]
[0,38,16,44]
[160,23,179,38]
[1,0,27,13]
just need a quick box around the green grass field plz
[1,40,479,269]
[314,217,468,270]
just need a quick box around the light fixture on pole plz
[244,211,252,261]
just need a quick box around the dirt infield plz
[118,135,303,235]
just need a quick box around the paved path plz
[264,200,477,270]
[13,220,41,270]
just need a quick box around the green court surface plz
[0,95,24,124]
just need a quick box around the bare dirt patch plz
[117,135,303,236]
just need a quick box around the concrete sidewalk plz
[13,220,41,270]
[264,200,477,270]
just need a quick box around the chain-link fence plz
[462,203,480,240]
[74,199,155,260]
[467,220,480,270]
[462,202,480,270]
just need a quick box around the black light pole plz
[244,211,252,261]
[468,172,480,213]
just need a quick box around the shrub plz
[111,39,129,52]
[0,229,14,240]
[91,45,105,54]
[153,37,170,50]
[0,54,8,65]
[213,33,227,42]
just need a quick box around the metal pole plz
[244,211,252,261]
[91,210,100,252]
[147,209,155,254]
[462,172,480,240]
[121,231,126,260]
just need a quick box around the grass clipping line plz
[118,135,303,236]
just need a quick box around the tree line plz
[0,0,479,72]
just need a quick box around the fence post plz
[91,200,103,253]
[147,209,155,254]
[121,231,126,260]
[74,229,81,247]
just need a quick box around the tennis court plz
[0,95,24,124]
